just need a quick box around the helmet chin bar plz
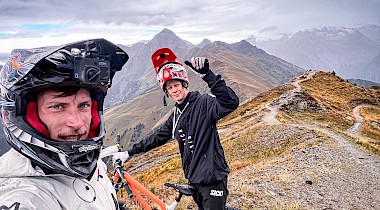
[58,153,82,176]
[5,116,101,179]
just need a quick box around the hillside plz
[104,39,303,149]
[116,70,380,209]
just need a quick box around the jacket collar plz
[175,91,200,110]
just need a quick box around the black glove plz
[185,57,210,76]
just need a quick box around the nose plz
[66,109,84,129]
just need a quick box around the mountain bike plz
[99,135,195,210]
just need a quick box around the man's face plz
[37,88,92,141]
[165,80,188,104]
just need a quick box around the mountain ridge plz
[246,25,380,83]
[103,29,304,147]
[105,28,303,108]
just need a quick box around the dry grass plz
[300,72,380,110]
[360,107,380,140]
[298,72,380,127]
[134,157,183,186]
[285,111,353,130]
[219,84,294,127]
[222,125,317,171]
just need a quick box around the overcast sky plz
[0,0,379,54]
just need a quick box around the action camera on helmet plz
[74,57,110,85]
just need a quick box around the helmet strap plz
[163,95,167,106]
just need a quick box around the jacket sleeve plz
[202,70,239,121]
[127,114,174,156]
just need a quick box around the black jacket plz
[128,70,239,184]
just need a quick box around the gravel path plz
[227,124,380,210]
[226,71,380,210]
[349,104,380,135]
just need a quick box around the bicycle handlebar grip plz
[117,168,133,198]
[124,180,134,198]
[114,160,134,199]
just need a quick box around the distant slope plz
[105,28,303,108]
[348,78,380,88]
[104,39,303,148]
[247,25,380,83]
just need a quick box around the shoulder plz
[0,149,44,177]
[0,178,61,210]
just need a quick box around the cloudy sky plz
[0,0,379,55]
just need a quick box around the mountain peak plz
[161,28,175,34]
[197,39,212,48]
[154,28,178,39]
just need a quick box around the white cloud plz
[0,0,379,53]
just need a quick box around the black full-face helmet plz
[0,38,128,179]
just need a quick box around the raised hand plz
[185,57,210,76]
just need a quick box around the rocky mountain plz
[247,25,380,83]
[105,28,195,108]
[196,39,212,48]
[105,28,303,108]
[103,29,304,148]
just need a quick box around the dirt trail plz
[348,104,380,135]
[262,71,316,125]
[229,70,380,209]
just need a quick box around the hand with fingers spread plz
[185,57,210,76]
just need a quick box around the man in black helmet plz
[113,49,239,210]
[0,39,128,210]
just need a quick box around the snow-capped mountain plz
[247,25,380,83]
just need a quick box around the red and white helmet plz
[157,62,188,90]
[151,48,189,90]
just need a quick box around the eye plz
[50,104,62,109]
[79,103,91,108]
